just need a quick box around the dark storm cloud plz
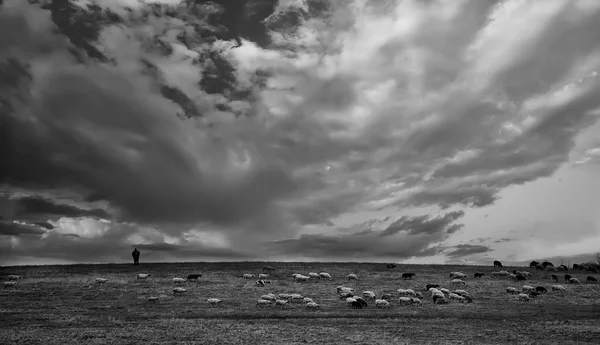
[0,221,47,236]
[14,196,111,220]
[380,211,465,236]
[445,244,493,258]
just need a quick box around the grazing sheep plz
[564,274,572,283]
[255,280,268,287]
[530,261,540,267]
[509,274,517,281]
[319,272,332,280]
[295,275,309,282]
[449,272,467,279]
[350,301,363,309]
[95,278,108,284]
[415,292,423,298]
[440,288,450,294]
[3,281,17,288]
[290,294,304,303]
[402,273,416,280]
[172,287,187,294]
[569,277,581,284]
[7,275,21,281]
[433,295,448,304]
[308,272,320,279]
[243,274,255,280]
[275,300,288,308]
[551,285,566,291]
[542,261,554,268]
[146,296,159,303]
[451,279,466,285]
[410,298,423,305]
[278,293,291,300]
[428,288,441,295]
[262,266,275,272]
[546,266,558,272]
[573,264,580,270]
[493,260,503,267]
[256,299,271,308]
[386,263,397,270]
[375,299,391,308]
[207,298,222,306]
[448,293,461,300]
[347,274,358,281]
[362,291,376,300]
[303,297,315,304]
[535,286,547,294]
[346,297,357,305]
[186,274,201,281]
[261,294,276,301]
[589,267,598,273]
[506,287,519,294]
[474,273,485,278]
[518,293,531,302]
[425,283,440,290]
[557,265,566,271]
[515,274,527,282]
[498,271,511,277]
[354,297,368,308]
[381,294,393,301]
[172,277,186,284]
[258,274,269,280]
[455,296,468,303]
[586,276,598,283]
[337,286,353,294]
[405,289,417,297]
[454,290,468,297]
[292,274,301,278]
[136,274,150,280]
[528,291,540,298]
[432,291,445,300]
[339,292,354,300]
[535,264,545,271]
[305,302,320,310]
[551,274,558,282]
[399,297,413,305]
[522,285,535,292]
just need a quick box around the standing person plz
[132,248,140,266]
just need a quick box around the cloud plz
[444,244,493,258]
[380,211,465,236]
[12,196,111,220]
[574,147,600,165]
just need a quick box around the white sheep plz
[506,287,519,294]
[454,289,468,297]
[207,298,222,306]
[303,297,315,304]
[375,299,390,308]
[451,279,466,285]
[518,293,531,302]
[448,293,461,300]
[551,285,566,291]
[337,286,353,294]
[498,271,510,277]
[509,274,517,281]
[292,273,302,278]
[398,297,413,305]
[172,277,186,284]
[440,288,450,294]
[308,272,320,279]
[362,291,376,300]
[278,293,291,300]
[295,275,309,282]
[258,274,269,279]
[275,299,288,308]
[146,296,159,303]
[569,278,581,284]
[256,299,271,308]
[410,298,422,305]
[290,294,304,303]
[3,281,17,288]
[450,272,467,279]
[7,275,21,281]
[434,296,448,304]
[95,278,108,284]
[173,287,187,294]
[243,274,255,279]
[397,289,408,295]
[305,302,320,310]
[347,274,358,281]
[404,289,417,297]
[319,272,332,280]
[522,285,535,292]
[432,291,445,299]
[136,274,150,279]
[260,294,276,301]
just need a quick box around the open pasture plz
[1,262,600,344]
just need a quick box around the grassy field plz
[1,262,599,344]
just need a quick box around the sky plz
[1,0,600,266]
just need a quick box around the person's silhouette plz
[132,248,140,266]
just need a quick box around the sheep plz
[535,264,545,271]
[172,277,186,284]
[440,288,450,294]
[535,286,547,294]
[262,266,275,272]
[136,274,150,280]
[542,261,554,268]
[410,298,423,305]
[399,297,413,305]
[255,280,268,287]
[397,289,410,296]
[375,299,391,308]
[347,274,358,281]
[404,289,417,297]
[428,288,441,295]
[243,274,255,279]
[530,260,540,267]
[569,277,581,284]
[172,287,187,294]
[506,287,519,294]
[3,281,17,288]
[425,283,440,290]
[522,272,533,278]
[498,271,511,277]
[474,273,485,279]
[95,278,108,284]
[432,291,445,299]
[256,299,271,308]
[551,285,566,291]
[454,290,468,297]
[146,296,159,303]
[350,301,363,309]
[455,296,467,303]
[557,265,566,271]
[546,266,558,272]
[346,297,357,305]
[551,274,558,282]
[337,286,353,294]
[261,294,276,301]
[290,294,304,303]
[415,292,423,299]
[186,274,202,281]
[303,297,315,304]
[528,291,540,298]
[207,298,222,306]
[295,275,309,282]
[451,279,466,285]
[508,274,517,281]
[362,291,376,300]
[449,272,467,279]
[7,275,21,281]
[381,293,393,301]
[448,293,461,300]
[586,276,598,283]
[493,260,503,267]
[433,295,448,304]
[522,285,535,293]
[305,302,320,310]
[564,274,573,283]
[308,272,320,279]
[339,292,354,300]
[319,272,332,280]
[386,263,397,270]
[518,293,531,302]
[258,274,269,280]
[278,293,292,300]
[275,300,288,308]
[402,273,416,280]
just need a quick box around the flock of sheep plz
[3,261,598,311]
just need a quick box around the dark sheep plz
[262,266,275,272]
[564,274,572,283]
[381,294,393,301]
[351,301,363,309]
[402,273,416,280]
[516,274,526,282]
[186,274,202,281]
[586,276,598,283]
[355,297,368,308]
[542,261,554,268]
[573,264,580,270]
[529,261,540,268]
[535,264,545,271]
[433,295,447,304]
[425,283,440,291]
[589,267,598,273]
[386,263,397,270]
[535,286,547,293]
[464,296,473,303]
[474,273,485,278]
[528,291,540,298]
[550,274,558,282]
[559,265,568,272]
[493,260,503,268]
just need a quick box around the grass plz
[1,262,599,344]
